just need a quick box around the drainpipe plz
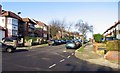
[5,16,8,37]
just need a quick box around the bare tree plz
[56,19,66,38]
[75,20,93,45]
[67,22,73,39]
[49,19,66,39]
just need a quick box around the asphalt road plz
[2,44,117,72]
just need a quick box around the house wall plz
[18,21,25,37]
[116,24,120,39]
[0,30,5,41]
[0,17,18,37]
[7,17,18,37]
[0,17,5,27]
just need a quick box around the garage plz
[0,26,5,41]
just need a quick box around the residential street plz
[2,44,118,72]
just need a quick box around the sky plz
[0,1,119,39]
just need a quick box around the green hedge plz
[25,36,37,42]
[93,34,104,43]
[106,40,120,51]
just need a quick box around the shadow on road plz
[14,49,28,53]
[65,58,119,72]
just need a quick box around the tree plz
[75,20,93,45]
[93,33,104,43]
[49,19,66,39]
[55,19,66,38]
[67,22,73,39]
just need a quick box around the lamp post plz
[17,12,21,16]
[90,25,93,43]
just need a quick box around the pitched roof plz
[1,10,22,20]
[22,18,36,24]
[37,21,45,26]
[35,21,48,27]
[103,20,120,34]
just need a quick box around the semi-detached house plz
[103,20,120,39]
[0,10,23,38]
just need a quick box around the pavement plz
[75,42,120,70]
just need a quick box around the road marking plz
[49,64,56,69]
[63,50,66,52]
[67,56,71,58]
[59,59,65,62]
[72,53,74,55]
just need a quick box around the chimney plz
[0,5,2,16]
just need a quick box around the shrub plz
[106,40,120,51]
[93,34,104,43]
[25,36,37,43]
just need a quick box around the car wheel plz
[6,48,12,53]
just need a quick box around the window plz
[12,30,18,36]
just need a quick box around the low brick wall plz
[104,51,120,61]
[93,42,106,52]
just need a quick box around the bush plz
[93,34,104,43]
[25,36,37,43]
[106,40,120,51]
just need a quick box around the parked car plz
[74,40,82,48]
[60,40,66,44]
[57,40,62,44]
[48,40,60,46]
[2,37,17,46]
[65,40,77,49]
[66,40,72,43]
[0,42,16,53]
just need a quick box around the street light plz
[17,12,21,16]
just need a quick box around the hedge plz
[93,34,104,43]
[25,36,37,42]
[106,40,120,51]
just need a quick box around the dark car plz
[60,40,66,44]
[74,40,82,48]
[65,40,77,49]
[0,42,16,53]
[48,40,60,46]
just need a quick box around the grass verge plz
[77,46,84,52]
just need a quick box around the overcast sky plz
[0,1,119,39]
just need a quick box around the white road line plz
[67,56,71,58]
[59,59,65,62]
[49,64,56,69]
[72,53,74,55]
[63,50,66,52]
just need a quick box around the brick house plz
[34,20,48,40]
[22,18,36,37]
[0,10,23,38]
